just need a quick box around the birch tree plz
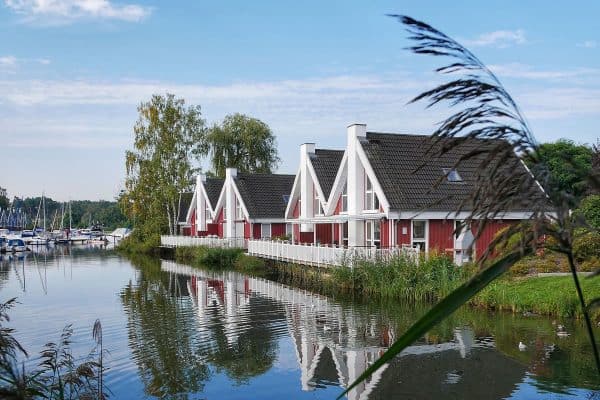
[122,94,206,239]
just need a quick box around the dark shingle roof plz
[235,173,295,219]
[204,178,224,208]
[178,192,193,223]
[311,149,344,199]
[361,132,544,212]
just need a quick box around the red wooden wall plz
[272,223,286,237]
[428,219,454,254]
[396,220,411,246]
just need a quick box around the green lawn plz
[473,275,600,319]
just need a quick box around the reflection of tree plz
[204,297,280,384]
[121,256,210,399]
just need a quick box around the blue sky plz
[1,0,599,201]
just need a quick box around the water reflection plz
[2,249,597,399]
[149,260,598,399]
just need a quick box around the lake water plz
[1,247,598,399]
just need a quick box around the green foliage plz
[174,246,244,269]
[118,233,161,256]
[578,194,600,230]
[121,93,206,241]
[0,187,8,210]
[473,275,600,319]
[234,254,267,272]
[573,230,600,262]
[205,113,280,178]
[330,253,469,301]
[532,139,593,203]
[9,196,129,230]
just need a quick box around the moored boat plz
[7,238,29,252]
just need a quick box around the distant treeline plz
[4,195,130,231]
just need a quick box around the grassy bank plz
[174,245,268,274]
[273,253,471,302]
[146,244,600,320]
[473,275,600,319]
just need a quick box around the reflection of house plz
[162,260,527,399]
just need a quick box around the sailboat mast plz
[42,193,46,232]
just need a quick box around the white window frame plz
[365,221,381,248]
[341,222,348,247]
[261,223,271,239]
[313,187,324,216]
[364,175,380,211]
[236,198,244,220]
[341,182,348,213]
[205,200,211,223]
[411,220,428,252]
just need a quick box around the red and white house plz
[184,174,224,237]
[280,123,543,264]
[167,123,543,266]
[168,168,295,248]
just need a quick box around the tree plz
[0,187,8,210]
[205,113,280,178]
[532,139,593,203]
[121,94,206,239]
[579,195,600,231]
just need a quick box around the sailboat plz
[24,194,51,246]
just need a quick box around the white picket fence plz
[160,235,246,249]
[247,239,420,268]
[161,235,420,267]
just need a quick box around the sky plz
[1,0,599,201]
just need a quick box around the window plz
[365,176,380,211]
[366,221,381,248]
[313,188,324,216]
[261,223,271,239]
[205,200,211,222]
[341,182,348,213]
[455,220,471,239]
[286,223,293,237]
[341,222,348,247]
[455,220,463,239]
[443,168,463,182]
[412,220,427,252]
[236,198,244,220]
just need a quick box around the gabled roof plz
[178,192,193,223]
[235,173,295,219]
[360,132,544,212]
[310,149,344,199]
[204,178,224,208]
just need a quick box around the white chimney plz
[347,123,366,247]
[225,168,238,238]
[300,144,316,232]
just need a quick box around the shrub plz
[573,230,600,262]
[330,253,465,301]
[577,194,600,230]
[234,254,266,272]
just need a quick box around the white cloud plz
[0,55,18,67]
[4,0,152,23]
[489,63,600,80]
[37,58,51,65]
[462,29,526,48]
[577,40,597,48]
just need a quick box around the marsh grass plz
[331,253,472,301]
[0,299,108,399]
